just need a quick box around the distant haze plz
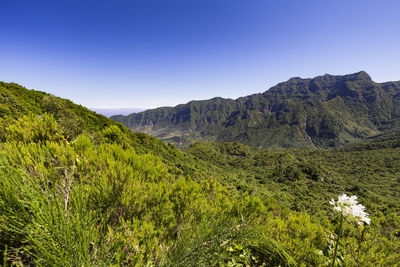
[90,107,146,117]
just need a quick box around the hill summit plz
[112,71,400,149]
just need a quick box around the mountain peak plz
[287,76,304,82]
[342,71,372,81]
[314,71,371,81]
[280,71,372,89]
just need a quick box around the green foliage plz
[0,116,297,266]
[101,125,131,148]
[163,215,296,267]
[186,141,400,264]
[0,113,62,143]
[1,78,399,265]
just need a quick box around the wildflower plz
[329,194,370,267]
[330,194,370,225]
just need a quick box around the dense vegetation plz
[1,81,399,265]
[186,141,400,228]
[112,71,400,149]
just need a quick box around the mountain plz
[112,71,400,149]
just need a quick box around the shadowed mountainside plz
[112,71,400,149]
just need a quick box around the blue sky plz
[1,0,399,109]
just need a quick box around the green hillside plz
[0,81,194,159]
[0,81,399,266]
[112,71,400,149]
[0,81,118,137]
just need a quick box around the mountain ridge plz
[112,71,400,149]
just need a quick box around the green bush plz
[0,113,62,143]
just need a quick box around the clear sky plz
[1,0,399,109]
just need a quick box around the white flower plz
[330,194,370,225]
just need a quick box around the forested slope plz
[113,71,400,149]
